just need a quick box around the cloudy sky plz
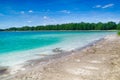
[0,0,120,28]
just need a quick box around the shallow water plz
[0,31,116,66]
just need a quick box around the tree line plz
[1,21,120,31]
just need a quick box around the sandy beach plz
[1,35,120,80]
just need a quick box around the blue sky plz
[0,0,120,28]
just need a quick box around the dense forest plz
[0,29,4,31]
[1,21,120,31]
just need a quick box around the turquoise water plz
[0,31,116,66]
[0,31,61,54]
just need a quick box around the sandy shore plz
[1,35,120,80]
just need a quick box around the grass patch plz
[117,31,120,36]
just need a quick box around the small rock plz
[0,66,8,75]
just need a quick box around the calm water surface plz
[0,31,116,66]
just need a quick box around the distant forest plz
[1,21,120,31]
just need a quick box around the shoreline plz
[0,35,107,79]
[9,34,120,80]
[1,34,120,80]
[0,32,110,67]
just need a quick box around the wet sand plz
[2,35,120,80]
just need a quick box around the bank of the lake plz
[2,34,119,80]
[0,31,117,80]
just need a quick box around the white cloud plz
[28,10,33,13]
[20,11,25,14]
[60,10,71,14]
[95,3,114,9]
[95,5,102,8]
[43,16,48,19]
[27,21,32,23]
[102,4,114,8]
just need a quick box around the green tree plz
[117,22,120,30]
[1,22,118,31]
